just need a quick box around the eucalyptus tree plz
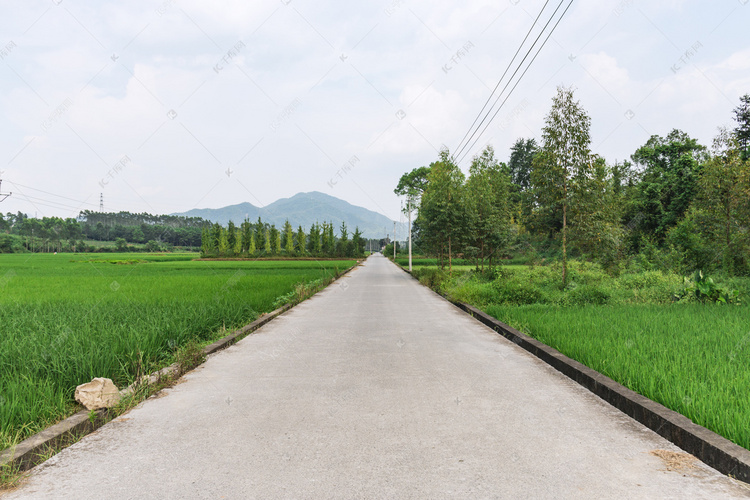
[465,145,511,270]
[418,148,467,273]
[530,86,593,287]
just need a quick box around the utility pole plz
[407,198,412,272]
[0,179,11,203]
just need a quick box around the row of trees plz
[398,88,750,281]
[201,218,367,258]
[0,214,82,253]
[0,210,207,252]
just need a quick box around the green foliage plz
[530,86,593,288]
[417,148,468,271]
[629,129,706,242]
[465,145,511,270]
[734,93,750,160]
[677,270,741,304]
[115,237,128,252]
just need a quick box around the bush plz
[565,285,611,305]
[412,268,449,291]
[0,234,24,253]
[492,280,548,305]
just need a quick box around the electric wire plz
[453,0,551,157]
[457,0,574,165]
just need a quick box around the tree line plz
[0,210,209,253]
[201,218,367,258]
[397,88,750,282]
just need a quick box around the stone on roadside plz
[75,377,121,410]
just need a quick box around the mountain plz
[174,192,404,239]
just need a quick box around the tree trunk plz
[562,186,568,289]
[448,236,452,275]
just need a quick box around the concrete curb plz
[401,264,750,484]
[0,262,359,474]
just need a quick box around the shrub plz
[566,284,611,305]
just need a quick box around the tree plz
[321,222,333,256]
[211,223,222,251]
[218,226,229,255]
[352,227,364,257]
[248,231,256,255]
[227,221,237,253]
[272,226,281,255]
[465,145,511,270]
[530,86,593,287]
[508,138,537,191]
[338,221,349,257]
[418,148,467,273]
[296,226,306,256]
[308,223,320,255]
[692,127,750,274]
[264,228,271,254]
[734,93,750,160]
[115,237,128,252]
[241,220,252,253]
[283,220,294,255]
[200,227,212,256]
[630,129,706,243]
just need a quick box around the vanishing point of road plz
[5,254,750,499]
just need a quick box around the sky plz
[1,0,748,234]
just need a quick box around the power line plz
[454,0,573,164]
[453,0,552,157]
[455,0,568,162]
[457,0,574,165]
[6,181,99,207]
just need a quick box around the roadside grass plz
[0,253,355,451]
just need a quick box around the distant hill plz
[174,191,405,239]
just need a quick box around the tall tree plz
[296,226,306,255]
[508,138,537,191]
[465,145,511,270]
[308,222,321,255]
[694,127,750,273]
[530,86,593,287]
[283,220,294,254]
[630,129,706,243]
[418,148,467,273]
[274,230,282,255]
[351,227,364,257]
[241,220,252,253]
[733,93,750,161]
[248,231,256,255]
[218,226,229,255]
[263,228,271,254]
[227,221,237,254]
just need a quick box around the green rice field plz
[0,253,355,450]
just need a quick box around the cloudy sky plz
[1,0,748,231]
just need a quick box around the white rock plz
[75,377,121,410]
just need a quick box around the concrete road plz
[5,254,750,499]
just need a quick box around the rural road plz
[5,254,750,499]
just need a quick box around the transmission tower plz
[0,179,11,203]
[100,193,104,212]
